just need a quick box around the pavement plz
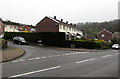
[0,47,25,62]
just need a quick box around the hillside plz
[76,19,120,38]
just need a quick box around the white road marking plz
[78,52,81,54]
[28,58,34,61]
[9,66,61,78]
[76,59,89,64]
[76,58,96,64]
[89,58,96,61]
[75,52,78,54]
[20,60,24,62]
[48,56,53,58]
[102,54,112,58]
[56,55,61,56]
[12,60,19,63]
[34,57,40,60]
[73,53,76,54]
[41,57,47,59]
[66,53,69,55]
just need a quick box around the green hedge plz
[41,32,65,46]
[64,40,104,49]
[4,32,66,46]
[4,32,42,43]
[4,32,105,49]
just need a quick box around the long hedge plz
[4,32,104,49]
[64,40,104,49]
[41,32,65,46]
[4,32,66,46]
[4,32,41,43]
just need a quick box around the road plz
[2,42,119,78]
[7,41,73,61]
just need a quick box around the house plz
[1,20,35,32]
[36,16,83,40]
[97,29,113,42]
[0,19,5,34]
[113,32,120,38]
[2,21,22,32]
[23,25,36,32]
[113,32,120,42]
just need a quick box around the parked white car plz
[112,44,120,49]
[0,34,4,39]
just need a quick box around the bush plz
[64,40,104,49]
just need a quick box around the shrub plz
[64,40,104,49]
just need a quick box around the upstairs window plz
[101,34,105,37]
[10,26,13,28]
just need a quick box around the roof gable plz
[46,16,75,27]
[47,16,60,23]
[97,29,113,35]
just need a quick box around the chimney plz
[66,21,68,24]
[74,24,76,27]
[54,16,56,19]
[61,19,63,22]
[70,23,72,25]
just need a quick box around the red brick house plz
[0,19,5,34]
[36,16,83,40]
[36,16,59,32]
[97,29,113,42]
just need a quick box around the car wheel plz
[19,42,21,45]
[13,41,15,44]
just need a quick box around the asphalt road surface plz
[7,41,74,61]
[2,42,119,78]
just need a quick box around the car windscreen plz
[19,38,25,41]
[113,44,119,46]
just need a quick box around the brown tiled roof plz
[47,16,75,27]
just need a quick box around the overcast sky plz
[1,0,120,26]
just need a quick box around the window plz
[63,26,65,30]
[101,34,105,37]
[16,26,18,29]
[10,26,13,28]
